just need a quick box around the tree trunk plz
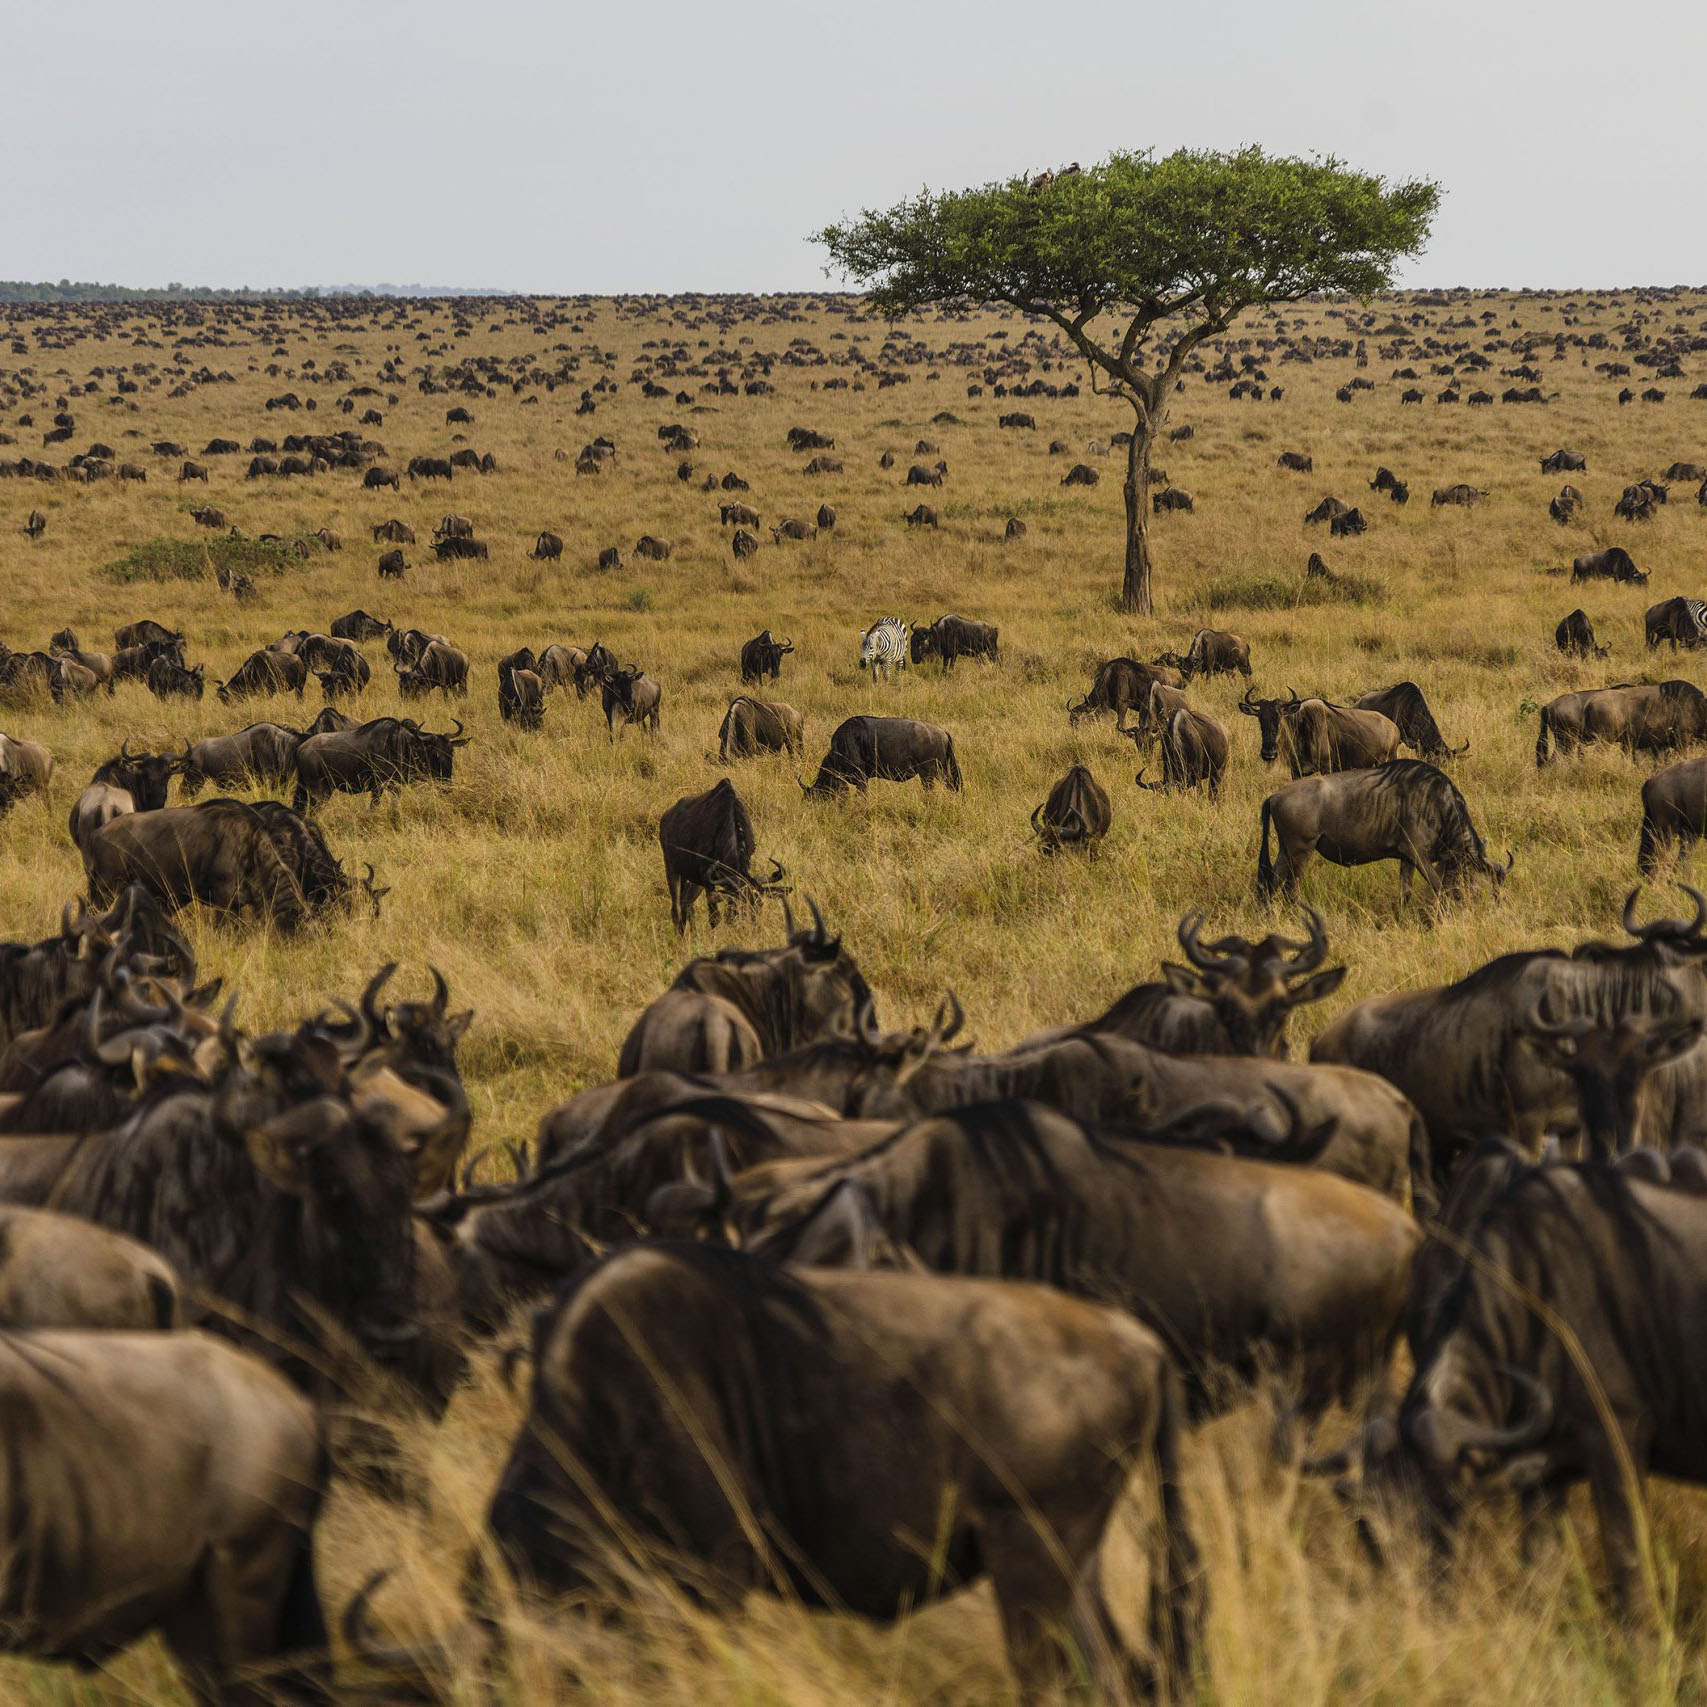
[1120,404,1153,615]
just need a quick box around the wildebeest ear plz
[447,1009,473,1042]
[1291,966,1347,1004]
[1160,962,1204,995]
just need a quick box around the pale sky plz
[10,0,1705,294]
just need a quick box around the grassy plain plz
[2,287,1707,1701]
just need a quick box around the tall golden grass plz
[2,288,1707,1700]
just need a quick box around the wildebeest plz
[408,456,452,482]
[1573,547,1647,586]
[1639,758,1707,874]
[529,531,562,561]
[179,721,306,796]
[433,514,473,541]
[1135,707,1231,799]
[1031,764,1112,855]
[1645,596,1707,650]
[731,528,759,560]
[69,741,177,850]
[1431,483,1486,507]
[1278,451,1314,472]
[1329,506,1367,537]
[1537,680,1707,765]
[909,613,999,670]
[739,629,794,683]
[602,666,662,739]
[1304,495,1350,526]
[1241,690,1400,776]
[1258,760,1510,905]
[364,465,401,490]
[0,1207,178,1329]
[293,716,469,810]
[372,518,413,543]
[433,535,488,562]
[720,501,761,529]
[903,503,938,527]
[458,1245,1202,1700]
[498,660,544,730]
[1152,486,1194,514]
[0,732,54,806]
[1352,683,1466,762]
[1167,628,1251,680]
[1068,657,1181,728]
[395,641,470,699]
[635,534,671,560]
[1061,463,1099,487]
[1556,609,1607,658]
[1541,449,1587,473]
[377,549,407,578]
[658,778,788,932]
[331,609,392,643]
[216,647,307,703]
[801,716,961,797]
[905,462,943,487]
[1369,466,1400,492]
[718,695,804,761]
[856,617,909,681]
[146,656,204,700]
[23,509,46,538]
[0,1331,328,1700]
[82,799,382,929]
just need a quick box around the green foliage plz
[98,535,309,584]
[1205,571,1386,611]
[624,587,653,612]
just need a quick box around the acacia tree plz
[819,149,1439,614]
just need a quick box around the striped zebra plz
[857,616,910,682]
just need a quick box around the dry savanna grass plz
[3,287,1707,1701]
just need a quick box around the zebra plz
[857,617,910,682]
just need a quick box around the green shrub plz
[1204,572,1386,611]
[99,535,309,584]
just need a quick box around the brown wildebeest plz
[530,531,562,561]
[1556,609,1607,658]
[1538,681,1707,765]
[1645,597,1707,650]
[1351,683,1466,762]
[1031,763,1112,855]
[1258,760,1510,905]
[602,666,662,739]
[658,778,787,932]
[739,630,793,683]
[1573,547,1647,586]
[718,696,803,761]
[800,717,960,797]
[1135,707,1230,799]
[1068,657,1182,729]
[1638,758,1707,873]
[1431,483,1486,507]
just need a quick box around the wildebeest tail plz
[1151,1360,1204,1696]
[1534,706,1552,768]
[1637,803,1661,877]
[1256,798,1277,897]
[944,734,963,792]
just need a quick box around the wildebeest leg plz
[1589,1458,1652,1616]
[1518,1479,1570,1564]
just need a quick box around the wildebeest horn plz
[796,772,812,793]
[1409,1366,1554,1465]
[1621,884,1706,941]
[1285,686,1300,706]
[765,856,787,886]
[806,896,830,943]
[340,1568,460,1690]
[933,989,965,1045]
[1276,907,1329,973]
[119,736,134,760]
[1240,685,1259,709]
[1178,909,1244,976]
[1134,767,1163,791]
[780,894,797,937]
[361,963,398,1033]
[327,997,372,1062]
[1450,739,1471,756]
[362,863,389,915]
[430,967,449,1015]
[855,996,883,1049]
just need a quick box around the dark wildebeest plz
[1330,507,1367,537]
[498,661,545,730]
[395,641,470,699]
[1167,628,1251,680]
[408,456,452,482]
[618,900,871,1075]
[1313,1153,1707,1613]
[731,528,759,560]
[24,510,46,538]
[1431,484,1486,507]
[1152,486,1193,514]
[1639,759,1707,874]
[364,465,401,490]
[371,519,413,543]
[216,647,307,703]
[146,657,204,701]
[433,536,488,562]
[316,648,370,702]
[82,799,382,929]
[1241,690,1400,776]
[69,742,178,851]
[433,514,473,542]
[635,535,671,560]
[720,501,761,529]
[113,620,180,653]
[1135,707,1231,799]
[1541,449,1586,473]
[1068,657,1182,729]
[905,462,943,487]
[1352,683,1466,762]
[377,549,407,579]
[1369,467,1400,492]
[1031,764,1112,855]
[739,629,794,684]
[292,716,470,811]
[448,1245,1203,1700]
[1573,547,1647,586]
[530,531,562,561]
[1556,609,1607,659]
[1278,451,1314,472]
[1258,760,1510,906]
[331,609,392,642]
[1645,596,1707,650]
[800,717,961,797]
[1550,488,1581,524]
[0,1331,329,1701]
[658,778,788,933]
[597,546,622,570]
[602,666,662,740]
[903,503,938,527]
[718,695,803,761]
[910,613,999,670]
[1665,462,1707,483]
[179,722,305,797]
[1304,495,1350,526]
[1537,680,1707,765]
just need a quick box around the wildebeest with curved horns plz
[1163,628,1251,681]
[216,646,307,703]
[739,629,793,683]
[718,695,803,761]
[1258,760,1510,906]
[602,665,662,740]
[395,640,470,699]
[1572,547,1647,586]
[1352,682,1466,762]
[365,1244,1202,1700]
[330,609,392,643]
[658,778,789,933]
[910,613,999,670]
[292,716,471,811]
[1240,689,1400,776]
[69,740,177,851]
[1134,707,1230,799]
[800,716,961,797]
[1031,763,1111,854]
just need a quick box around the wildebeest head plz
[357,962,473,1074]
[1162,908,1346,1056]
[1238,685,1302,762]
[779,896,876,1039]
[401,718,470,782]
[98,739,178,811]
[583,640,616,683]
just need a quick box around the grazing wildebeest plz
[719,501,761,529]
[146,657,204,701]
[1061,463,1099,487]
[1135,707,1231,799]
[1152,486,1194,514]
[1242,691,1400,776]
[433,514,473,541]
[905,462,943,487]
[903,503,938,527]
[395,641,470,699]
[1556,609,1607,658]
[597,545,622,570]
[0,732,54,805]
[330,609,392,643]
[69,741,177,850]
[601,666,662,739]
[216,647,307,703]
[1068,657,1181,728]
[530,531,562,561]
[1573,547,1647,586]
[801,717,961,797]
[634,534,671,559]
[364,465,401,490]
[1537,680,1707,765]
[1304,495,1350,526]
[1431,483,1486,507]
[293,716,470,811]
[658,779,788,933]
[1258,760,1510,905]
[1369,467,1400,492]
[739,629,794,683]
[23,509,46,538]
[1639,759,1707,874]
[433,535,488,562]
[1031,764,1112,855]
[856,617,910,681]
[910,613,999,670]
[617,900,871,1075]
[1170,627,1251,680]
[179,722,305,796]
[1541,449,1586,473]
[731,528,759,560]
[718,695,804,761]
[1278,451,1314,472]
[372,518,413,543]
[1645,596,1707,650]
[1329,506,1367,537]
[440,1245,1203,1701]
[497,653,545,729]
[408,456,452,482]
[1352,683,1466,762]
[0,1331,328,1700]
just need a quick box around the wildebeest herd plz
[3,283,1707,1701]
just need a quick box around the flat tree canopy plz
[819,149,1440,613]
